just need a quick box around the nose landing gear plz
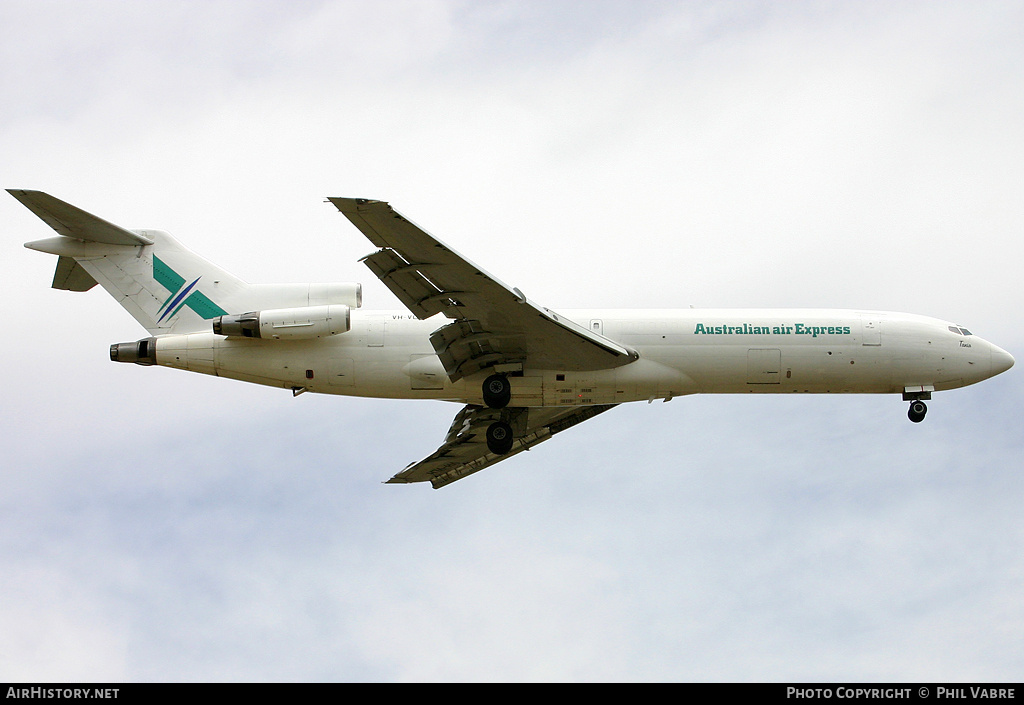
[903,388,932,424]
[908,400,928,423]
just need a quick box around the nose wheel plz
[908,400,928,423]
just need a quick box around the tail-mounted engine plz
[213,304,351,340]
[110,337,158,365]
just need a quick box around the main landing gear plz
[482,373,511,409]
[481,374,516,454]
[908,400,928,423]
[486,421,514,455]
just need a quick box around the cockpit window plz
[948,326,974,336]
[959,327,972,336]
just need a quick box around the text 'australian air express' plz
[14,190,1014,488]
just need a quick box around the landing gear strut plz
[908,400,928,423]
[482,374,511,409]
[486,421,514,455]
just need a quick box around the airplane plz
[13,189,1015,489]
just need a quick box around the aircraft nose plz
[991,344,1015,376]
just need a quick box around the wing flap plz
[360,247,466,319]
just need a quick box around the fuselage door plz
[407,354,445,390]
[747,348,781,384]
[861,318,882,346]
[328,358,355,387]
[365,317,385,347]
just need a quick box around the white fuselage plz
[151,308,1014,406]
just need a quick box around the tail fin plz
[14,190,248,335]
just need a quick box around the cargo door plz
[747,348,781,384]
[328,358,355,387]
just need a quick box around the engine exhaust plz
[110,337,158,366]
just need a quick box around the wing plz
[328,198,637,381]
[390,403,617,489]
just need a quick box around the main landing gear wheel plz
[482,374,511,409]
[908,400,928,423]
[486,421,514,455]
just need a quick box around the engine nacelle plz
[312,282,362,309]
[213,304,351,340]
[110,337,158,365]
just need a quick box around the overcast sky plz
[2,0,1022,682]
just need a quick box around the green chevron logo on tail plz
[153,256,228,322]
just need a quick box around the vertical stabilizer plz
[14,190,248,335]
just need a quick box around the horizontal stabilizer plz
[8,189,152,246]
